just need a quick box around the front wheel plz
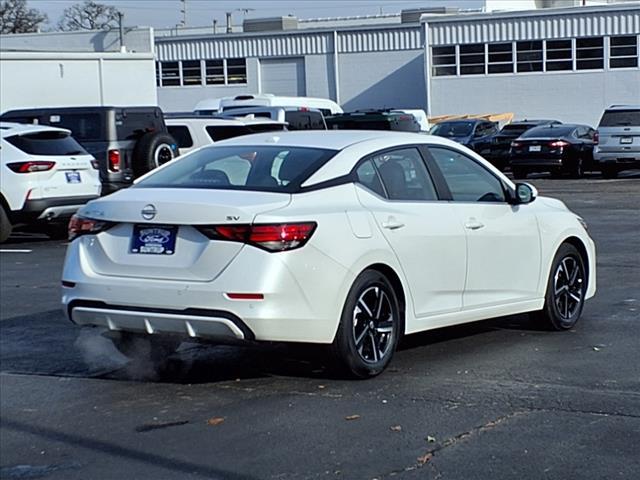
[534,243,587,330]
[0,205,12,243]
[331,270,401,378]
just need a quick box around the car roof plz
[527,123,588,130]
[511,119,561,125]
[213,130,455,150]
[605,105,640,111]
[0,121,70,137]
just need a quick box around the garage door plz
[260,58,306,96]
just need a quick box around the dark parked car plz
[429,119,499,154]
[509,124,597,179]
[484,119,562,170]
[325,109,421,132]
[0,106,178,195]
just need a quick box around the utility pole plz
[180,0,187,27]
[118,11,125,52]
[212,19,217,34]
[226,12,232,33]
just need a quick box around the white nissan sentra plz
[61,131,596,377]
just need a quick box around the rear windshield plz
[521,126,575,138]
[48,113,103,141]
[5,131,88,156]
[598,109,640,127]
[206,125,252,142]
[500,124,534,135]
[135,145,337,192]
[431,122,474,137]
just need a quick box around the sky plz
[31,0,484,30]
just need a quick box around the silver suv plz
[593,105,640,178]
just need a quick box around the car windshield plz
[521,126,575,138]
[599,110,640,127]
[135,145,337,192]
[5,131,88,156]
[430,122,474,137]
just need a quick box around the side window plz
[372,148,438,201]
[167,125,193,148]
[355,159,385,197]
[428,147,506,203]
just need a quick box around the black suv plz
[0,106,178,195]
[484,119,562,170]
[325,109,422,132]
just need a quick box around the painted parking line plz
[0,249,33,253]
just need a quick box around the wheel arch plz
[361,263,407,336]
[561,236,591,291]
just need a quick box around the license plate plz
[130,225,177,255]
[529,145,542,152]
[620,137,633,144]
[65,171,81,183]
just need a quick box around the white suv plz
[0,122,101,242]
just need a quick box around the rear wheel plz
[568,157,584,179]
[512,167,527,180]
[132,132,178,177]
[0,205,12,243]
[331,270,401,378]
[534,243,587,331]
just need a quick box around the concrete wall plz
[430,69,640,127]
[338,50,426,111]
[0,52,157,113]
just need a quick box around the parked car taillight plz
[548,140,570,148]
[6,161,55,173]
[68,214,114,240]
[108,149,121,172]
[510,141,523,148]
[91,159,100,169]
[593,131,599,144]
[198,222,317,252]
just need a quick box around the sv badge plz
[226,215,240,221]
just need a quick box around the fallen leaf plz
[207,417,225,426]
[318,385,326,389]
[345,414,360,421]
[426,435,436,443]
[593,347,601,352]
[390,425,402,432]
[417,453,433,465]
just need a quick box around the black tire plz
[132,131,178,177]
[44,222,69,240]
[110,332,181,364]
[534,243,587,331]
[512,167,528,180]
[0,204,12,243]
[569,157,584,179]
[330,270,401,378]
[601,166,618,179]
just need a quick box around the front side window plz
[428,147,506,203]
[370,148,437,201]
[135,146,337,192]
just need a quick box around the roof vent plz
[243,16,299,32]
[401,7,459,23]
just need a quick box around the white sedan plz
[61,131,596,377]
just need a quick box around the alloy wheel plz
[154,144,174,167]
[352,286,394,363]
[553,255,584,321]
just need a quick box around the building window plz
[181,60,202,86]
[155,62,161,87]
[432,45,456,76]
[545,39,573,71]
[205,59,225,85]
[610,35,638,69]
[459,43,485,75]
[488,43,513,74]
[160,61,180,86]
[226,58,247,84]
[517,40,543,72]
[576,37,604,70]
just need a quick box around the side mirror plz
[514,182,538,204]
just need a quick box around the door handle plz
[382,217,405,230]
[465,219,485,230]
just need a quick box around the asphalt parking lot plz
[1,173,639,480]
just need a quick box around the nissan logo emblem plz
[141,204,157,221]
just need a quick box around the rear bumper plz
[510,158,563,168]
[11,195,98,224]
[593,150,640,166]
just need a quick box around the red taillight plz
[108,149,121,172]
[226,293,264,300]
[7,161,55,173]
[593,131,599,144]
[200,222,317,252]
[510,141,523,148]
[68,214,113,240]
[91,159,100,170]
[548,140,570,148]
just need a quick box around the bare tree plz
[0,0,48,34]
[57,0,119,31]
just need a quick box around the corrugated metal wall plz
[428,7,640,45]
[155,26,422,61]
